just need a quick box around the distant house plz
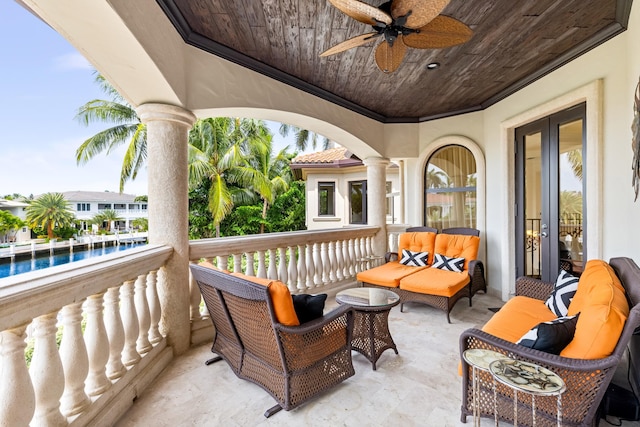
[290,147,400,230]
[62,191,148,232]
[0,199,30,243]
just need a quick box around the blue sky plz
[0,2,305,198]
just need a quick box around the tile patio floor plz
[115,292,638,426]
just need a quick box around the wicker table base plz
[336,287,400,370]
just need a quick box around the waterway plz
[0,243,147,279]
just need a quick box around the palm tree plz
[92,209,123,232]
[426,167,450,189]
[278,123,332,151]
[25,193,75,239]
[232,136,291,233]
[188,117,273,236]
[75,73,146,193]
[566,149,583,181]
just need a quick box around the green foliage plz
[0,210,25,241]
[131,217,148,231]
[219,205,264,236]
[266,181,306,232]
[25,192,75,239]
[91,209,122,232]
[189,179,216,239]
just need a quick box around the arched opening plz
[424,145,477,230]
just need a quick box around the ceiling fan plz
[320,0,472,73]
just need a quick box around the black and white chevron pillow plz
[545,270,579,317]
[516,314,580,355]
[400,249,429,267]
[431,253,465,272]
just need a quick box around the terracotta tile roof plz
[292,147,354,164]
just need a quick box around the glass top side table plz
[336,287,400,370]
[489,358,566,427]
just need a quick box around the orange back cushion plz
[434,234,480,271]
[561,260,629,359]
[398,232,437,265]
[231,272,300,326]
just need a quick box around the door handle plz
[541,231,548,238]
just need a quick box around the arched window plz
[424,145,476,229]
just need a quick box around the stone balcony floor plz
[115,292,633,426]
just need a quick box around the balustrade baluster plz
[348,238,356,276]
[245,252,255,276]
[361,237,369,260]
[306,244,315,289]
[267,249,278,280]
[120,280,141,367]
[342,239,351,278]
[366,236,374,258]
[328,241,337,282]
[147,270,163,344]
[104,286,126,380]
[30,313,65,426]
[287,246,298,291]
[217,255,228,271]
[313,242,322,286]
[59,301,90,416]
[335,240,344,280]
[233,254,242,274]
[278,247,288,283]
[135,275,152,354]
[321,242,329,285]
[84,293,111,397]
[297,244,307,291]
[257,250,267,278]
[354,238,363,272]
[189,261,202,320]
[0,325,35,426]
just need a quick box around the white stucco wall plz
[304,167,400,230]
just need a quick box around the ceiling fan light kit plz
[320,0,473,73]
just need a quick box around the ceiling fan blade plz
[320,32,380,57]
[403,15,472,49]
[375,37,407,74]
[391,0,450,29]
[329,0,392,26]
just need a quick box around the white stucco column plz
[363,157,390,256]
[137,103,196,355]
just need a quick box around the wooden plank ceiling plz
[156,0,630,123]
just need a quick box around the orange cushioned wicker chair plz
[460,257,640,427]
[357,227,486,323]
[190,264,355,418]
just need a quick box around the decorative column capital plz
[363,157,390,168]
[136,103,196,128]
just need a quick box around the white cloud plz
[53,52,93,71]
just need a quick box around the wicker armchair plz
[190,264,355,418]
[459,257,640,427]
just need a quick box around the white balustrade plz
[0,244,170,426]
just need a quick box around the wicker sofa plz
[190,264,355,418]
[357,228,486,322]
[460,257,640,427]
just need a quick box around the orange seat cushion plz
[399,268,470,297]
[231,272,300,327]
[398,232,437,265]
[561,260,629,359]
[357,261,427,288]
[434,234,480,271]
[481,296,557,343]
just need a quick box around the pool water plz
[0,243,147,278]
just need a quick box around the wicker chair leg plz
[205,355,222,366]
[264,404,283,418]
[400,303,405,312]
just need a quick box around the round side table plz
[463,349,505,426]
[336,287,400,370]
[489,358,566,427]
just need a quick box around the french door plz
[515,104,586,282]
